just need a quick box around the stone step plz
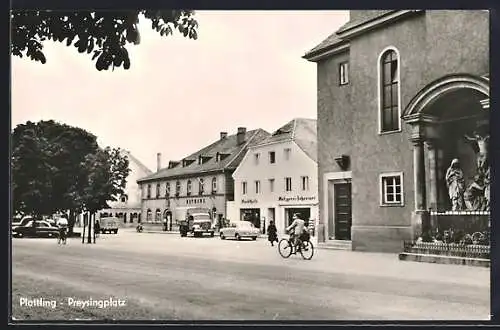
[319,240,352,251]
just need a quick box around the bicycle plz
[57,227,67,245]
[278,232,314,260]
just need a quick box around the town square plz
[10,9,491,322]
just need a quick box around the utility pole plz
[93,213,96,244]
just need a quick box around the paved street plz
[12,229,490,321]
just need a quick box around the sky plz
[11,10,349,171]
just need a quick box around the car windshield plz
[193,214,210,220]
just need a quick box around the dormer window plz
[120,195,128,203]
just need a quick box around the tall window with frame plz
[380,49,400,132]
[199,178,204,195]
[187,180,192,196]
[285,177,292,192]
[156,183,160,198]
[175,181,181,196]
[212,177,217,193]
[301,176,309,191]
[165,182,170,197]
[255,180,261,194]
[269,151,276,164]
[339,61,349,85]
[242,181,248,195]
[380,173,403,206]
[147,184,151,199]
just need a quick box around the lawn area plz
[11,273,175,321]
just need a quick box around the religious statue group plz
[445,131,490,212]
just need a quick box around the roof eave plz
[303,42,350,62]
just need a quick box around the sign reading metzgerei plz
[278,196,316,203]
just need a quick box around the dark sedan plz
[12,220,60,238]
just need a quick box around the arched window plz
[120,195,128,203]
[212,177,217,193]
[187,180,192,196]
[146,209,152,222]
[199,178,204,195]
[378,47,401,133]
[155,209,161,223]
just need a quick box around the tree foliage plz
[11,120,130,220]
[10,10,198,71]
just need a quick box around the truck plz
[176,207,214,237]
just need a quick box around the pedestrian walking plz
[267,220,278,246]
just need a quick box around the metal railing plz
[403,241,490,259]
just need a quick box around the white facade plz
[232,140,318,241]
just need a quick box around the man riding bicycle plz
[286,213,306,252]
[56,217,68,243]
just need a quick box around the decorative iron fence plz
[403,241,490,259]
[420,211,490,246]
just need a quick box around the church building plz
[303,10,489,252]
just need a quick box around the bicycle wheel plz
[278,238,293,258]
[300,241,314,260]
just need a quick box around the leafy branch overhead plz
[10,10,198,71]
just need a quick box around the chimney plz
[237,127,246,145]
[156,153,161,172]
[220,132,228,140]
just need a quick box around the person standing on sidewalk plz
[267,221,278,246]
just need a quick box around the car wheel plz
[210,232,214,237]
[235,233,241,241]
[220,232,225,240]
[114,230,118,234]
[252,236,257,240]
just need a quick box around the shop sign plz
[241,199,258,204]
[278,196,316,203]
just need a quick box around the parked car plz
[219,221,260,241]
[12,216,34,231]
[12,220,60,238]
[99,217,119,234]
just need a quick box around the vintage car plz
[12,216,35,231]
[99,217,119,234]
[219,221,260,241]
[12,220,60,238]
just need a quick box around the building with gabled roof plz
[303,10,489,253]
[232,118,318,241]
[136,127,270,231]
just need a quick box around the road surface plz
[11,229,490,321]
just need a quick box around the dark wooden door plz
[334,183,352,240]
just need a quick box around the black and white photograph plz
[10,9,491,322]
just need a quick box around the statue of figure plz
[445,158,466,211]
[464,131,489,173]
[464,174,486,211]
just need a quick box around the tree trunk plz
[87,211,92,244]
[68,209,75,235]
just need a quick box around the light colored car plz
[220,221,260,241]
